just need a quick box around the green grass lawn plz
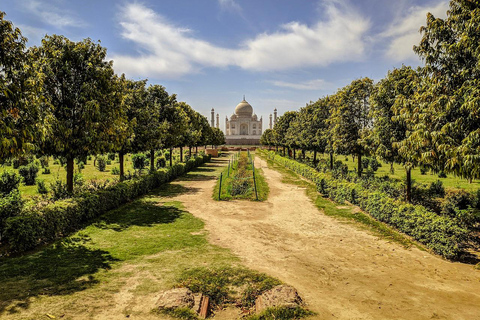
[297,151,480,192]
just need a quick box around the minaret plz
[216,113,219,129]
[225,116,228,135]
[260,116,263,134]
[269,114,273,129]
[273,108,278,126]
[211,108,215,127]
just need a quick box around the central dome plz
[235,98,253,117]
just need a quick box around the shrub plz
[164,151,171,161]
[156,156,166,168]
[361,157,370,171]
[96,155,107,172]
[3,155,211,252]
[0,171,22,195]
[420,165,428,175]
[36,179,49,194]
[50,179,69,200]
[106,159,112,166]
[111,167,120,175]
[18,163,40,185]
[0,190,24,239]
[132,153,147,171]
[429,180,445,198]
[369,158,380,172]
[438,171,447,178]
[42,167,51,174]
[12,159,20,169]
[39,156,49,168]
[107,153,116,161]
[77,161,85,171]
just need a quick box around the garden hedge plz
[4,155,211,252]
[260,150,469,259]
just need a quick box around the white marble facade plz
[225,98,262,141]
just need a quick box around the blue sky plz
[3,0,449,131]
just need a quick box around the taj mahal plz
[210,97,277,145]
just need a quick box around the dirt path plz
[171,156,480,320]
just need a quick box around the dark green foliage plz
[111,167,120,175]
[0,171,22,195]
[36,179,48,194]
[107,153,116,161]
[12,159,20,169]
[164,151,171,161]
[420,165,428,175]
[96,155,107,172]
[50,179,69,201]
[39,156,49,168]
[3,155,211,252]
[132,153,147,171]
[246,306,315,320]
[0,190,23,238]
[18,163,39,185]
[438,171,447,178]
[156,156,166,168]
[176,266,281,307]
[42,167,51,174]
[78,161,85,171]
[429,180,445,198]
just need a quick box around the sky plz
[2,0,449,131]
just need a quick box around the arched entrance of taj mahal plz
[240,124,248,135]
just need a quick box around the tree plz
[32,35,125,192]
[260,128,274,147]
[157,99,188,166]
[273,111,297,156]
[0,12,40,160]
[371,66,420,201]
[404,1,480,181]
[116,77,146,180]
[210,127,225,147]
[329,78,374,176]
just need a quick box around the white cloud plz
[382,1,449,61]
[268,79,331,90]
[23,0,86,28]
[111,2,370,79]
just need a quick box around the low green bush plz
[260,150,471,259]
[3,155,211,253]
[132,153,147,171]
[0,190,24,239]
[18,163,39,185]
[36,179,49,194]
[156,156,166,168]
[0,171,22,195]
[96,155,107,172]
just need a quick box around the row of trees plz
[0,12,224,192]
[261,1,480,202]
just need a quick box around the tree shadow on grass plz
[154,183,201,198]
[0,238,118,314]
[93,200,183,232]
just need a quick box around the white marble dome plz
[235,99,253,117]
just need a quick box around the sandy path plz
[171,156,480,320]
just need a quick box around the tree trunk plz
[195,146,198,155]
[330,153,334,170]
[180,147,183,162]
[313,150,317,166]
[170,147,173,166]
[66,157,74,193]
[302,149,305,159]
[150,149,155,171]
[119,151,124,181]
[357,152,362,177]
[406,167,412,203]
[293,149,296,160]
[189,146,192,157]
[390,162,395,174]
[283,146,285,156]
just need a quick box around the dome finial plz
[243,94,245,101]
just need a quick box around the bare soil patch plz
[171,156,480,320]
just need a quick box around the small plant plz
[96,155,107,172]
[50,179,69,200]
[106,159,112,165]
[74,172,85,186]
[36,179,49,194]
[12,158,20,169]
[42,167,51,174]
[156,156,167,168]
[18,163,40,185]
[369,158,380,172]
[108,153,116,161]
[164,151,171,161]
[438,170,447,178]
[111,166,120,175]
[420,165,428,175]
[77,161,85,171]
[429,180,445,197]
[39,156,49,168]
[0,171,22,195]
[132,153,147,171]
